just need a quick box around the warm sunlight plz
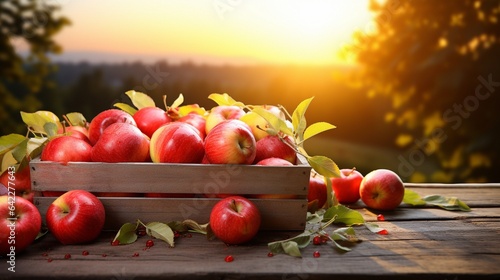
[51,0,373,65]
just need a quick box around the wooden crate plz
[30,157,311,231]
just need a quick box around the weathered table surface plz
[3,183,500,280]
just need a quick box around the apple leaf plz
[292,97,314,139]
[145,222,175,247]
[252,107,293,137]
[307,156,340,178]
[302,122,336,143]
[170,93,185,109]
[268,232,312,257]
[422,195,471,211]
[329,227,359,251]
[181,219,209,235]
[11,139,28,164]
[114,102,138,115]
[323,205,365,226]
[125,90,156,109]
[403,189,427,206]
[208,93,245,107]
[0,134,26,155]
[44,122,59,138]
[1,150,17,174]
[35,225,48,241]
[20,111,61,135]
[364,222,387,234]
[113,222,139,245]
[177,104,206,117]
[64,112,87,127]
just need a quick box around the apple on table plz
[359,169,405,211]
[331,168,364,205]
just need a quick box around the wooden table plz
[4,184,500,279]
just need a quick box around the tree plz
[347,0,500,182]
[0,0,69,135]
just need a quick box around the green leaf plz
[44,122,58,138]
[65,112,87,126]
[303,122,336,142]
[292,97,314,139]
[208,93,245,107]
[267,232,312,257]
[364,222,386,234]
[113,222,138,245]
[307,156,340,178]
[403,189,426,206]
[146,222,175,247]
[114,102,137,115]
[252,107,294,136]
[422,195,471,211]
[0,134,26,154]
[20,111,61,135]
[125,90,155,109]
[324,205,365,226]
[330,227,359,243]
[1,151,17,173]
[281,241,302,257]
[11,139,28,163]
[170,93,185,109]
[182,219,209,235]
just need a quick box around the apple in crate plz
[0,196,42,255]
[57,125,90,143]
[308,173,328,209]
[205,105,245,135]
[41,135,93,164]
[88,109,136,145]
[359,169,405,211]
[255,157,294,166]
[177,113,207,139]
[91,122,150,162]
[150,122,205,163]
[204,120,256,164]
[133,107,171,138]
[209,196,261,245]
[253,135,296,164]
[46,190,105,245]
[331,168,364,205]
[0,166,36,203]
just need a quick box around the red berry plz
[313,251,321,258]
[42,252,48,257]
[133,252,139,257]
[111,240,120,246]
[64,253,71,259]
[377,214,385,221]
[47,258,53,263]
[377,229,389,235]
[321,235,329,244]
[82,250,89,256]
[102,254,107,257]
[224,255,234,262]
[174,231,181,238]
[146,239,154,248]
[267,252,274,257]
[312,236,322,245]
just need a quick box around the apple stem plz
[163,95,169,111]
[229,199,240,213]
[346,167,356,177]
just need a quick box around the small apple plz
[133,106,172,138]
[209,196,261,245]
[88,109,136,145]
[331,168,364,205]
[0,166,36,203]
[205,105,245,135]
[150,122,205,163]
[91,122,150,162]
[255,157,294,166]
[308,173,328,209]
[204,120,256,164]
[0,196,42,255]
[177,113,207,139]
[41,136,93,164]
[253,135,296,164]
[46,190,105,245]
[58,125,90,143]
[359,169,405,211]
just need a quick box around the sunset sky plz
[51,0,373,65]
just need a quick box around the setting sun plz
[52,0,372,65]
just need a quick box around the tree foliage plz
[0,0,70,135]
[348,0,500,182]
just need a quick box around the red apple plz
[204,120,256,164]
[150,122,205,163]
[0,196,42,255]
[209,196,261,245]
[255,157,294,166]
[58,125,90,143]
[205,105,245,135]
[308,173,328,209]
[46,190,105,245]
[177,113,207,139]
[359,169,405,211]
[88,109,136,145]
[41,136,93,164]
[253,135,296,164]
[331,168,364,205]
[0,166,36,203]
[133,106,172,138]
[91,122,150,162]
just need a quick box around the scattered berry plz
[111,240,120,246]
[377,229,389,235]
[313,236,322,245]
[133,252,140,257]
[102,254,107,257]
[82,250,89,256]
[321,235,329,244]
[42,252,48,257]
[146,239,154,248]
[267,252,274,257]
[47,258,53,263]
[224,255,234,262]
[313,251,321,258]
[64,253,71,259]
[377,214,385,221]
[174,231,181,238]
